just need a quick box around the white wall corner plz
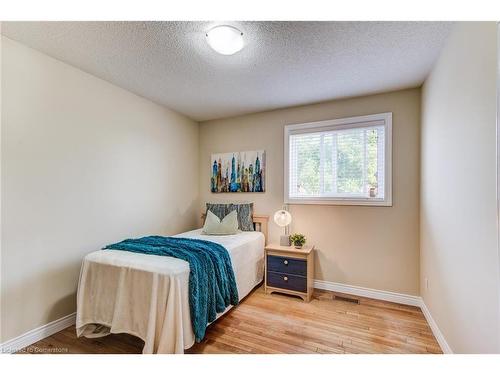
[0,312,76,354]
[314,279,453,354]
[418,298,453,354]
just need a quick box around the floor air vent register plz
[333,295,360,304]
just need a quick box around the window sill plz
[285,198,392,207]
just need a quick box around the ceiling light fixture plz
[206,25,244,55]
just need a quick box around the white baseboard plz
[314,279,453,354]
[314,279,421,306]
[418,299,453,354]
[0,284,453,355]
[0,312,76,354]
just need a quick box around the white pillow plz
[202,210,239,235]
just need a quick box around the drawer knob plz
[283,276,288,281]
[283,260,289,265]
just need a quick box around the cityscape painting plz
[211,150,266,193]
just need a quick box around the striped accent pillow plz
[205,203,254,231]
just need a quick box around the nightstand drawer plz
[267,271,307,293]
[267,255,307,276]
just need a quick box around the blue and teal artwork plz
[211,150,265,193]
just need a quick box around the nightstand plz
[264,244,315,302]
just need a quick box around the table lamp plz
[274,209,292,246]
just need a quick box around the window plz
[284,113,392,206]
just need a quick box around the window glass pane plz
[336,129,364,195]
[287,118,388,203]
[367,128,379,197]
[295,133,320,196]
[323,134,333,193]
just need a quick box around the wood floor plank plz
[17,286,442,354]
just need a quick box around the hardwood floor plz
[17,287,442,354]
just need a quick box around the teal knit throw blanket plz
[104,236,239,342]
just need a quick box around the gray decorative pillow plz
[232,203,254,231]
[205,203,254,231]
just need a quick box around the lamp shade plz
[273,210,292,227]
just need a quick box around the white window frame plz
[284,112,392,206]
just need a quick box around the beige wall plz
[421,23,499,353]
[0,37,200,342]
[200,88,421,295]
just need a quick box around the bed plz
[75,214,268,354]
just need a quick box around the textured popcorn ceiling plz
[2,21,452,121]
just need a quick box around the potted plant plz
[289,233,306,249]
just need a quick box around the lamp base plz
[280,235,291,247]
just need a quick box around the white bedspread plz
[75,229,265,353]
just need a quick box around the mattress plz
[76,229,265,354]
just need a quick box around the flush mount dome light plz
[206,25,244,55]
